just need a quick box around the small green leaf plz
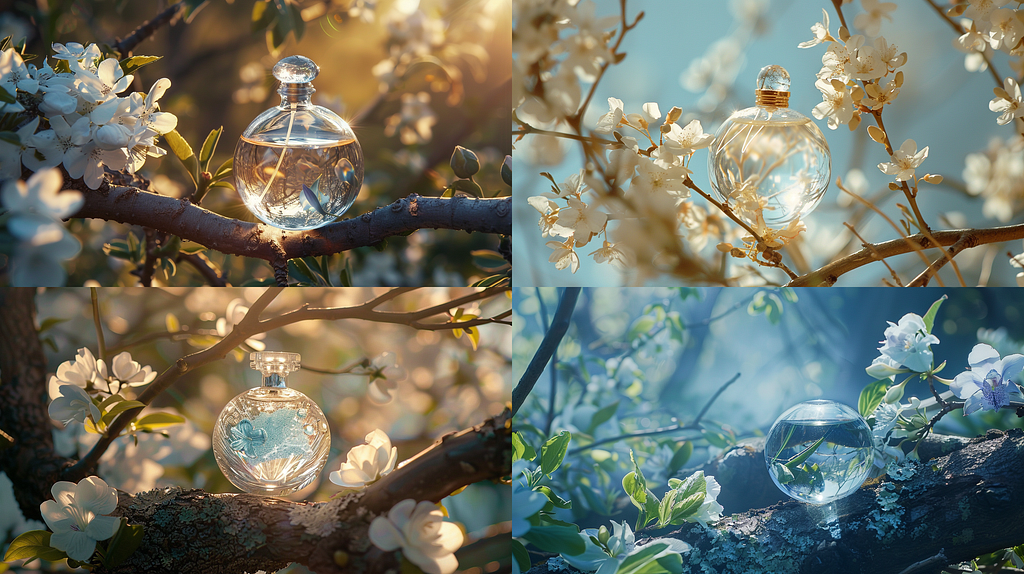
[37,316,70,333]
[513,432,536,462]
[199,126,223,173]
[773,462,795,484]
[103,519,144,568]
[135,412,185,430]
[0,89,16,105]
[512,539,531,573]
[540,431,571,475]
[536,485,571,509]
[521,524,586,556]
[784,435,826,470]
[103,400,146,425]
[164,129,199,187]
[668,441,693,476]
[617,543,683,574]
[450,179,483,198]
[98,394,126,411]
[3,530,68,562]
[119,55,162,75]
[0,130,19,145]
[858,379,889,418]
[922,294,947,334]
[470,249,509,272]
[587,401,619,435]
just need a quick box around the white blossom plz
[812,79,855,130]
[878,139,929,182]
[48,384,101,426]
[329,429,398,490]
[798,9,834,49]
[366,352,406,405]
[546,237,580,273]
[368,499,464,574]
[853,0,896,37]
[109,351,157,390]
[554,196,606,245]
[40,476,120,561]
[990,77,1024,126]
[594,97,624,133]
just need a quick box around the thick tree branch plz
[71,184,511,264]
[529,429,1024,574]
[511,288,581,416]
[786,223,1024,286]
[96,409,510,574]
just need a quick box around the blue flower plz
[878,313,939,373]
[951,344,1024,415]
[229,419,266,457]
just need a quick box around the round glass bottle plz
[234,55,364,230]
[212,352,331,496]
[707,65,831,228]
[764,400,873,505]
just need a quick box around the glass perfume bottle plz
[234,55,364,230]
[212,352,331,496]
[764,400,873,505]
[707,65,831,228]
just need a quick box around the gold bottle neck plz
[755,89,790,108]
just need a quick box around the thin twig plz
[112,3,186,56]
[301,358,367,375]
[908,234,973,286]
[511,288,582,417]
[565,372,741,456]
[844,222,904,286]
[90,288,106,363]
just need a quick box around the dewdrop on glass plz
[707,65,831,228]
[235,55,364,230]
[764,400,873,505]
[212,352,331,495]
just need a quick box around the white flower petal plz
[368,515,404,551]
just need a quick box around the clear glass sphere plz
[235,55,364,231]
[707,67,830,229]
[764,400,873,505]
[212,353,331,496]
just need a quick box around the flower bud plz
[883,382,905,404]
[450,145,480,179]
[501,155,512,186]
[598,525,611,545]
[666,106,683,124]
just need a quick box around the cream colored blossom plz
[595,97,625,133]
[798,9,834,49]
[40,476,120,561]
[628,155,692,198]
[854,0,896,37]
[988,9,1023,50]
[990,77,1024,126]
[863,78,900,109]
[588,240,634,269]
[878,139,929,182]
[528,196,560,237]
[555,196,607,246]
[328,429,398,490]
[812,79,855,129]
[546,237,580,273]
[368,499,463,574]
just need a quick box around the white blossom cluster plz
[0,43,176,189]
[963,134,1024,222]
[953,1,1024,127]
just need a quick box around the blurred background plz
[0,287,511,574]
[514,287,1024,470]
[513,0,1024,286]
[0,0,511,285]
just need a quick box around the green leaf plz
[0,88,16,105]
[470,249,509,272]
[98,394,126,411]
[3,530,69,562]
[103,400,146,425]
[135,412,185,430]
[103,519,144,568]
[540,431,571,475]
[119,55,162,75]
[616,543,683,574]
[536,485,571,509]
[513,432,536,462]
[628,315,656,340]
[470,273,509,288]
[773,462,795,484]
[450,178,483,197]
[858,379,889,418]
[199,126,223,173]
[662,491,704,525]
[181,0,210,23]
[668,441,693,476]
[521,524,585,556]
[784,435,826,470]
[512,539,531,573]
[922,294,947,334]
[701,428,731,449]
[164,129,199,187]
[37,316,70,333]
[252,0,276,31]
[587,401,619,435]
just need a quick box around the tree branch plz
[96,409,510,574]
[786,223,1024,286]
[511,288,582,416]
[529,429,1024,574]
[71,184,511,264]
[112,3,186,56]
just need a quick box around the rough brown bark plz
[71,183,512,265]
[0,288,75,520]
[527,429,1024,574]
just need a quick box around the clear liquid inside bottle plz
[764,400,873,505]
[234,55,364,231]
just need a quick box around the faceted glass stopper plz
[757,65,790,92]
[251,351,301,377]
[764,400,873,505]
[273,55,319,84]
